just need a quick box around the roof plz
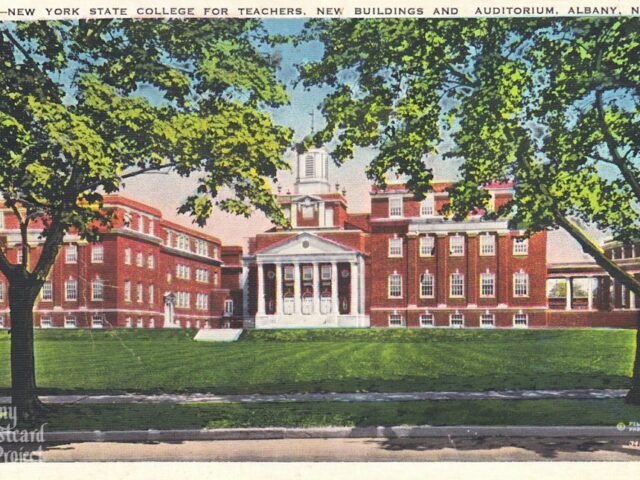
[102,195,163,217]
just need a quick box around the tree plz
[299,18,640,403]
[0,19,292,420]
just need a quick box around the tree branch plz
[9,203,29,270]
[32,221,65,284]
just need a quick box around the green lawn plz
[0,328,635,395]
[11,399,640,431]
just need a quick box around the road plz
[4,436,640,462]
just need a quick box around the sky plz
[119,19,595,264]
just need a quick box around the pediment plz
[257,233,356,256]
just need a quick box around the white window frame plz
[0,314,4,329]
[91,314,104,329]
[148,284,155,305]
[91,277,104,301]
[420,236,435,257]
[388,313,405,327]
[513,313,529,328]
[284,265,294,281]
[136,282,144,303]
[389,196,403,218]
[91,244,104,263]
[302,265,313,281]
[513,237,529,255]
[41,281,53,302]
[65,244,78,264]
[449,272,464,298]
[124,247,132,265]
[480,313,495,328]
[137,317,144,328]
[124,280,131,302]
[64,315,77,329]
[65,278,78,301]
[224,298,234,316]
[420,194,435,217]
[147,255,155,269]
[0,281,4,302]
[479,234,495,256]
[513,270,530,297]
[449,313,464,328]
[125,317,132,328]
[388,272,403,299]
[420,313,434,327]
[420,272,434,298]
[449,235,465,256]
[388,237,403,257]
[40,316,52,329]
[136,252,143,267]
[321,265,332,281]
[480,271,495,298]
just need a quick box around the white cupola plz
[294,147,330,194]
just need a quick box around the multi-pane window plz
[137,317,144,328]
[92,315,104,329]
[147,255,155,269]
[480,272,495,297]
[124,247,132,265]
[450,313,464,328]
[196,293,209,310]
[124,317,132,328]
[176,291,190,308]
[514,313,529,327]
[420,194,435,217]
[389,197,403,217]
[91,277,104,301]
[137,215,145,233]
[64,315,77,328]
[136,252,143,267]
[513,237,529,255]
[176,234,190,252]
[480,313,495,328]
[195,239,208,257]
[148,285,155,305]
[136,282,144,303]
[40,316,52,328]
[420,236,435,257]
[91,245,104,263]
[420,272,434,298]
[321,265,332,280]
[388,237,403,257]
[449,235,464,256]
[224,299,234,316]
[196,268,209,283]
[420,313,434,327]
[479,234,495,256]
[65,278,77,301]
[176,264,192,280]
[0,315,4,328]
[450,272,464,297]
[41,281,53,301]
[389,314,405,327]
[284,266,294,281]
[302,265,313,281]
[513,271,529,297]
[65,244,78,263]
[149,318,155,328]
[388,273,403,298]
[124,280,131,302]
[0,281,4,302]
[148,219,154,236]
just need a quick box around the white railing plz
[320,296,332,314]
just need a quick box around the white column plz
[293,262,301,314]
[350,261,359,315]
[331,262,339,315]
[275,263,283,315]
[631,291,637,310]
[358,256,365,315]
[565,278,572,311]
[241,264,249,318]
[313,262,320,314]
[319,202,326,227]
[257,263,265,315]
[290,204,297,228]
[587,277,594,311]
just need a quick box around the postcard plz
[0,1,639,477]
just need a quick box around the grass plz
[0,328,635,395]
[9,399,640,431]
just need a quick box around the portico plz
[248,233,369,328]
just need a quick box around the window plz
[420,272,434,298]
[149,318,155,328]
[196,293,209,310]
[41,281,53,301]
[148,285,155,305]
[136,283,144,303]
[302,265,313,281]
[449,235,464,256]
[420,313,434,327]
[224,299,234,316]
[65,278,77,301]
[213,272,219,287]
[513,237,529,255]
[480,313,495,328]
[0,282,4,302]
[388,272,403,298]
[450,272,464,298]
[514,313,529,327]
[305,155,315,177]
[40,316,52,328]
[65,244,77,263]
[388,237,403,257]
[389,196,403,217]
[91,277,104,301]
[16,249,23,265]
[136,252,143,267]
[148,219,154,236]
[125,317,132,328]
[0,211,4,229]
[547,278,568,299]
[420,236,435,257]
[137,317,144,328]
[147,255,155,269]
[480,234,495,256]
[195,240,208,257]
[420,195,435,217]
[450,313,464,328]
[92,315,104,329]
[321,265,332,280]
[124,247,132,265]
[177,234,190,252]
[124,280,131,302]
[389,313,405,327]
[212,246,219,259]
[138,215,145,233]
[176,291,190,308]
[513,271,529,297]
[91,245,104,263]
[0,315,4,328]
[480,272,495,298]
[284,266,294,281]
[196,269,209,283]
[64,315,76,329]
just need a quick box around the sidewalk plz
[0,388,628,405]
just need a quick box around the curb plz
[38,426,640,443]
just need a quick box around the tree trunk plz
[626,313,640,405]
[9,279,44,422]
